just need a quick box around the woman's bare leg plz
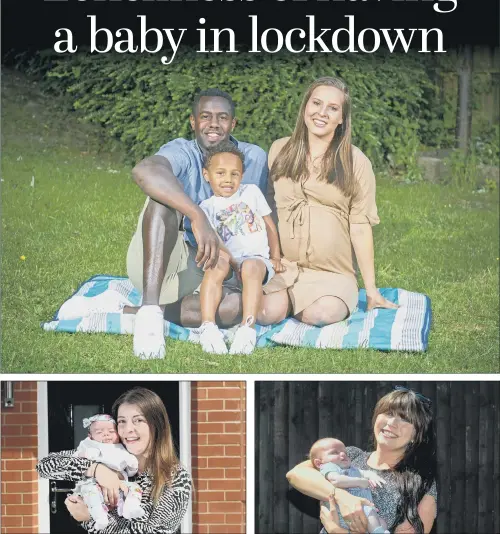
[295,296,348,327]
[257,289,291,325]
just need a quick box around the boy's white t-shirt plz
[199,184,272,261]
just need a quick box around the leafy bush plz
[442,149,481,189]
[472,122,500,167]
[16,48,442,172]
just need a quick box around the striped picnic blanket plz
[41,275,431,351]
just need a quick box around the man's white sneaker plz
[58,291,128,320]
[133,305,166,359]
[199,322,228,355]
[229,324,257,355]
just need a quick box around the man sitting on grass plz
[124,89,290,359]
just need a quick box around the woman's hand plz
[335,491,373,533]
[320,495,348,533]
[366,289,399,311]
[94,464,123,507]
[65,495,91,522]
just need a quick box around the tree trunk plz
[456,45,473,152]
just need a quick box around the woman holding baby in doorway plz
[267,76,398,325]
[36,387,192,533]
[287,387,437,533]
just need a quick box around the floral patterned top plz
[346,446,437,529]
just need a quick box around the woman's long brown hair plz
[112,387,179,503]
[270,76,356,197]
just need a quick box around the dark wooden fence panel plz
[274,381,289,534]
[449,382,465,533]
[435,382,450,528]
[256,381,273,532]
[255,381,500,534]
[464,383,479,533]
[494,382,500,534]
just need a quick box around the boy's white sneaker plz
[199,322,228,354]
[133,305,166,359]
[229,324,257,355]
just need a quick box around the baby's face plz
[89,421,120,444]
[318,439,351,469]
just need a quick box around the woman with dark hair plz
[36,387,192,533]
[286,387,437,533]
[268,76,398,325]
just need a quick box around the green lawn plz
[2,70,499,373]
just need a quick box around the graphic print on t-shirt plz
[215,202,264,243]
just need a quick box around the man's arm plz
[133,155,202,221]
[133,155,220,270]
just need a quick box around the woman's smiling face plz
[374,411,416,450]
[304,85,344,141]
[117,403,151,459]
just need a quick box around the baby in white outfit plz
[72,414,145,530]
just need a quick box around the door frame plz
[37,381,192,534]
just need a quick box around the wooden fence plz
[255,381,500,534]
[435,47,500,131]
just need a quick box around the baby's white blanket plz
[74,438,138,478]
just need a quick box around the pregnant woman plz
[287,387,437,533]
[36,387,192,533]
[268,76,398,325]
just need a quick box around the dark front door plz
[47,381,179,533]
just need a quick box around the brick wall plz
[1,382,38,534]
[191,381,246,534]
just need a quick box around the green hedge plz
[21,48,443,173]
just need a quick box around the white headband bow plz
[83,414,116,429]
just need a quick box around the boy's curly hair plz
[203,141,245,170]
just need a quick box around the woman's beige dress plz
[266,136,380,315]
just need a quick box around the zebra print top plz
[36,449,192,533]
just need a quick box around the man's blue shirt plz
[155,136,268,248]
